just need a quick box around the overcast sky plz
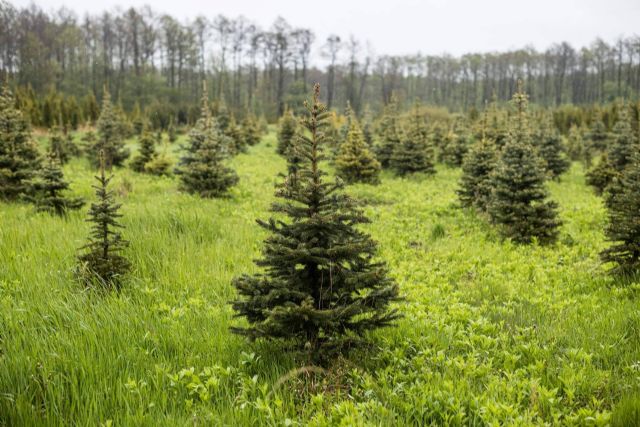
[11,0,640,57]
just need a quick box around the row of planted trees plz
[0,80,399,364]
[2,75,639,368]
[277,80,639,276]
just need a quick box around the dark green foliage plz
[600,150,640,275]
[457,131,498,212]
[177,87,238,198]
[89,89,130,169]
[33,154,84,216]
[535,114,570,179]
[130,126,158,173]
[586,154,616,195]
[276,109,297,155]
[390,104,435,175]
[0,83,41,201]
[488,84,561,245]
[335,107,381,184]
[231,84,400,363]
[241,115,262,146]
[375,97,402,168]
[77,154,130,289]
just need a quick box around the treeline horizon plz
[1,1,639,123]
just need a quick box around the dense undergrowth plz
[1,130,639,425]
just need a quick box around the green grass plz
[1,130,639,425]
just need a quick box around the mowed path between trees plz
[0,129,637,425]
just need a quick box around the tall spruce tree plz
[457,116,498,212]
[375,96,402,168]
[600,150,640,275]
[130,125,157,173]
[390,103,435,175]
[277,109,297,156]
[77,152,130,289]
[90,88,129,169]
[231,84,400,363]
[177,84,238,198]
[33,153,84,216]
[488,82,561,244]
[0,83,41,201]
[335,106,381,184]
[535,114,570,179]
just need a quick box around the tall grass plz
[0,131,637,425]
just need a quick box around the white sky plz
[12,0,640,57]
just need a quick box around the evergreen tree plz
[241,114,262,146]
[375,97,401,168]
[277,109,297,155]
[390,103,435,175]
[488,83,561,244]
[535,114,570,179]
[130,125,157,172]
[607,105,636,173]
[89,88,129,169]
[441,118,471,167]
[177,84,238,198]
[48,125,71,165]
[586,153,616,195]
[0,83,41,201]
[335,106,381,184]
[587,113,609,152]
[77,153,130,289]
[600,150,640,275]
[566,124,584,162]
[33,153,84,216]
[231,84,400,363]
[226,116,247,155]
[361,105,375,148]
[457,121,498,212]
[486,93,509,148]
[144,143,173,176]
[168,119,177,143]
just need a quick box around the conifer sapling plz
[488,82,562,244]
[33,153,84,216]
[335,105,381,184]
[231,84,400,363]
[77,151,130,289]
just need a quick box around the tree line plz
[1,1,639,123]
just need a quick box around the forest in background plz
[1,0,640,127]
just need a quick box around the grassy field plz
[1,129,639,426]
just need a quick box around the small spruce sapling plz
[33,153,84,216]
[335,105,381,184]
[77,152,130,289]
